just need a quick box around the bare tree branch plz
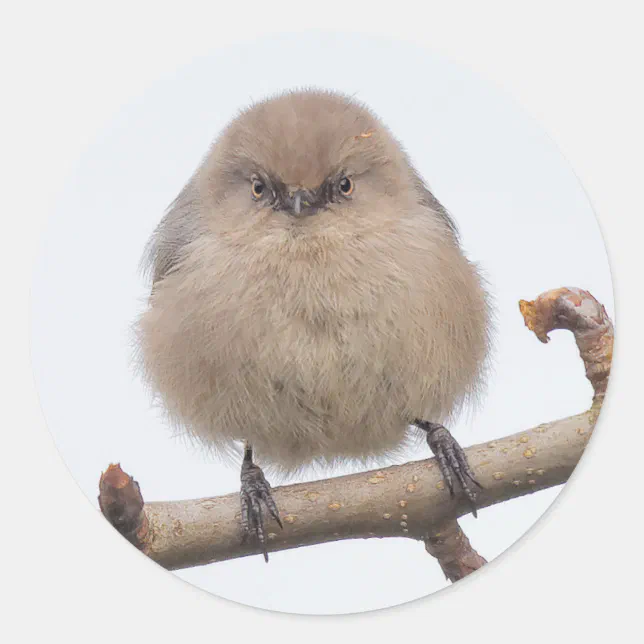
[98,286,611,575]
[101,411,592,570]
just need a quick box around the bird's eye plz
[338,176,354,197]
[251,178,265,200]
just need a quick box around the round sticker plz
[31,31,613,615]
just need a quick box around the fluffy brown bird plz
[136,89,492,560]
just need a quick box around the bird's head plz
[193,89,432,246]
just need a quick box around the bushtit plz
[136,89,492,560]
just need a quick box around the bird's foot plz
[415,420,483,517]
[240,456,282,562]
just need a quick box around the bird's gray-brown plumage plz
[136,89,492,556]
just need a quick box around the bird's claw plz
[416,420,483,517]
[240,461,282,562]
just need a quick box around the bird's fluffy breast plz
[136,219,490,474]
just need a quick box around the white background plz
[2,0,641,639]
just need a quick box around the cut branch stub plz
[519,287,613,404]
[98,463,150,552]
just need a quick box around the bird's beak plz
[286,189,318,217]
[293,191,302,215]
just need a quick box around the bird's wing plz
[141,184,201,287]
[409,167,460,241]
